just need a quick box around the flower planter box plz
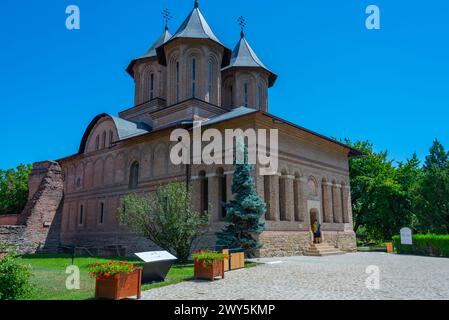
[95,269,142,300]
[194,259,225,281]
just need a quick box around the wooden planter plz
[95,269,142,300]
[229,252,245,270]
[386,242,394,253]
[194,259,225,281]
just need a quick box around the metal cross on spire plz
[238,16,246,38]
[161,7,172,30]
[194,0,199,8]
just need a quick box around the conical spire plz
[223,33,277,87]
[126,27,172,76]
[156,4,231,67]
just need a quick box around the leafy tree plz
[216,144,266,257]
[118,182,210,263]
[346,140,414,241]
[415,140,449,234]
[0,164,31,216]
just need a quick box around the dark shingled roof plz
[156,3,231,67]
[126,28,172,77]
[78,114,151,153]
[223,34,278,87]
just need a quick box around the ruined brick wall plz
[1,161,65,254]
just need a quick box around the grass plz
[357,242,387,252]
[17,254,194,300]
[17,254,257,300]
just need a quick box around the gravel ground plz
[141,252,449,300]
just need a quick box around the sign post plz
[400,227,413,245]
[134,251,177,284]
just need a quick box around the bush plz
[0,253,34,300]
[393,234,449,257]
[118,182,210,263]
[192,251,227,267]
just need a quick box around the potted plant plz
[192,251,227,281]
[88,260,143,300]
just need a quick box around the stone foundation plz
[322,231,357,252]
[0,226,26,251]
[257,231,313,257]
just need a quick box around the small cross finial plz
[238,16,246,38]
[194,0,199,8]
[161,8,172,30]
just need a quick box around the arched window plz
[109,130,114,147]
[207,61,212,102]
[176,61,180,102]
[102,131,106,149]
[76,178,81,189]
[257,83,262,110]
[191,58,197,98]
[95,135,100,150]
[79,205,84,226]
[129,162,139,189]
[150,73,155,100]
[244,82,249,107]
[99,202,105,224]
[199,171,208,214]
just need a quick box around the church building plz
[13,1,362,256]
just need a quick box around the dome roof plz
[223,34,277,87]
[126,27,172,77]
[156,2,231,67]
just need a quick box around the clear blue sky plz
[1,0,448,170]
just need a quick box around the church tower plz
[156,0,231,106]
[221,20,277,112]
[127,26,172,106]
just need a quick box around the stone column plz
[343,185,353,225]
[322,182,333,223]
[341,185,349,223]
[280,175,294,221]
[332,183,343,223]
[207,173,220,222]
[268,174,280,221]
[299,177,309,226]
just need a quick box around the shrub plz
[192,251,227,267]
[393,234,449,257]
[0,253,34,300]
[118,182,210,263]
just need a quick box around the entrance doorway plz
[310,208,322,244]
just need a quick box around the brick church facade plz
[2,2,361,256]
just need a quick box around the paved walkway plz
[141,253,449,300]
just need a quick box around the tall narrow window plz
[244,83,249,107]
[95,135,100,150]
[192,58,196,98]
[257,84,262,110]
[99,202,105,224]
[221,174,227,218]
[109,130,113,147]
[79,205,84,225]
[176,62,180,103]
[102,131,106,149]
[208,61,212,102]
[129,162,139,189]
[199,171,208,214]
[150,73,154,100]
[230,85,234,106]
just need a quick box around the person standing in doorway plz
[312,220,322,244]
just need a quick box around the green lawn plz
[17,254,194,300]
[17,254,257,300]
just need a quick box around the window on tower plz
[208,61,212,102]
[176,62,180,103]
[150,73,154,100]
[244,83,249,107]
[192,58,196,98]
